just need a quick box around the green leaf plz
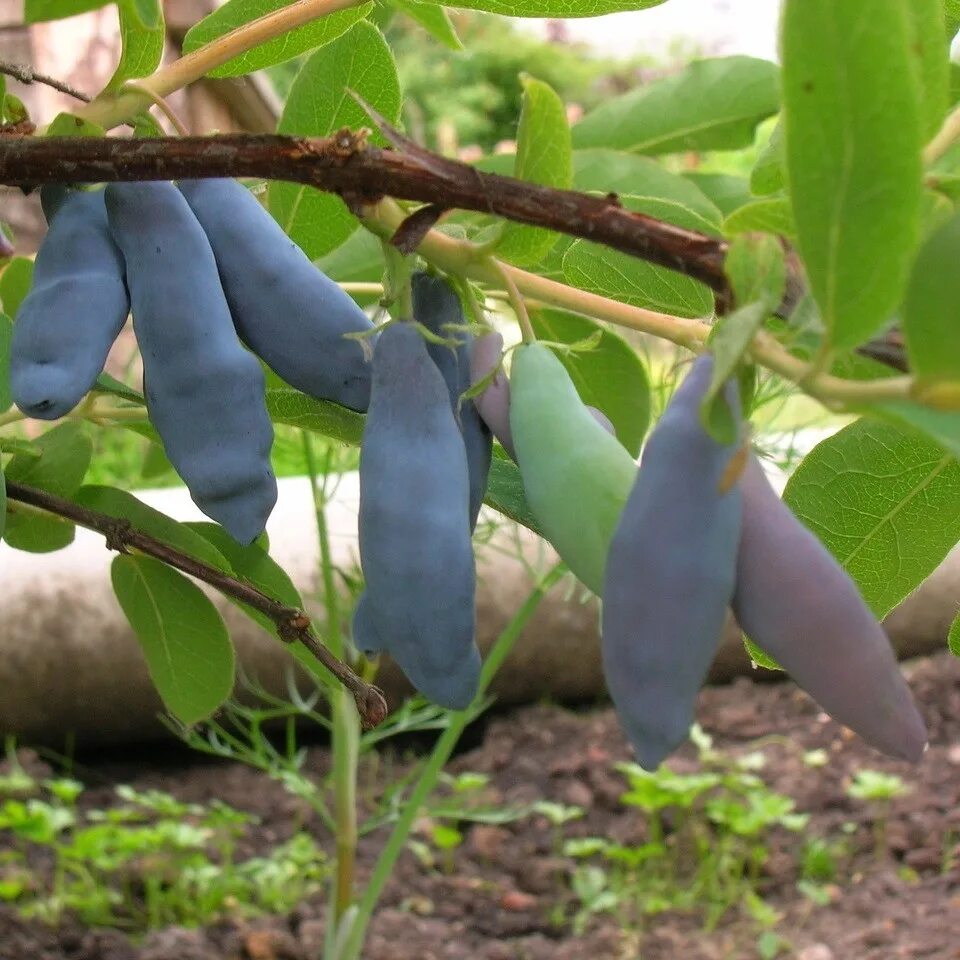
[783,418,960,618]
[45,113,105,138]
[387,0,460,49]
[743,636,781,672]
[498,75,572,266]
[2,423,92,553]
[92,372,144,406]
[111,555,235,725]
[749,119,784,196]
[573,150,722,225]
[907,0,949,140]
[725,232,786,309]
[866,399,960,462]
[314,228,384,305]
[781,0,923,350]
[682,173,753,218]
[2,94,28,125]
[723,198,795,240]
[563,241,713,318]
[266,388,365,443]
[572,56,780,155]
[702,302,766,443]
[4,424,91,495]
[130,111,164,138]
[0,258,35,317]
[183,0,372,78]
[528,307,649,455]
[140,442,173,481]
[563,190,720,317]
[0,313,12,413]
[185,521,304,632]
[485,452,538,533]
[187,522,336,688]
[128,0,162,28]
[106,0,165,91]
[948,0,960,39]
[24,0,109,22]
[949,612,960,656]
[901,212,960,385]
[418,0,665,14]
[73,485,234,572]
[268,22,401,258]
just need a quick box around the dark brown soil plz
[2,652,960,960]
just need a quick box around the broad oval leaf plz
[682,172,753,218]
[907,0,949,140]
[183,0,373,78]
[866,400,960,463]
[562,241,713,319]
[266,387,365,443]
[572,56,780,156]
[106,0,165,91]
[387,0,461,49]
[111,555,235,725]
[528,306,650,455]
[948,0,960,40]
[268,22,401,258]
[749,119,784,196]
[781,0,923,350]
[574,149,722,224]
[783,418,960,618]
[24,0,107,22]
[498,75,572,266]
[563,191,719,317]
[74,485,234,572]
[186,521,341,687]
[486,452,538,533]
[901,212,960,386]
[723,197,795,240]
[3,422,91,553]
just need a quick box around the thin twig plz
[0,61,90,102]
[3,480,388,729]
[0,132,910,377]
[0,132,735,298]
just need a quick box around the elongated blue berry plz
[178,178,375,411]
[105,182,277,545]
[356,322,480,709]
[602,354,742,770]
[11,187,129,420]
[412,272,492,528]
[733,455,927,762]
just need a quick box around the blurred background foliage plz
[268,11,672,156]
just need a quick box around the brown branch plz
[0,61,91,102]
[0,131,909,370]
[3,480,387,729]
[0,132,733,298]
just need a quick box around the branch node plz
[356,685,388,730]
[103,518,133,553]
[278,612,312,643]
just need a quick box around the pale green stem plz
[336,563,565,960]
[924,101,960,167]
[302,432,358,924]
[364,199,915,409]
